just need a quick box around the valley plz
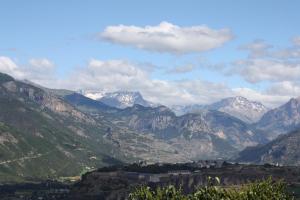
[1,3,299,199]
[1,72,300,199]
[1,72,300,180]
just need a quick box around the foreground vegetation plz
[129,177,294,200]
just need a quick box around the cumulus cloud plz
[272,46,300,59]
[232,59,300,83]
[220,38,300,106]
[238,37,300,60]
[266,81,300,96]
[63,59,289,107]
[29,58,54,70]
[0,56,295,108]
[0,56,56,86]
[0,57,27,79]
[227,37,300,85]
[63,59,231,105]
[66,59,149,91]
[239,40,272,58]
[101,21,233,54]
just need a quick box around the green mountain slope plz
[0,73,129,182]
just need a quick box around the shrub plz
[129,177,294,200]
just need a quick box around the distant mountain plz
[206,96,268,123]
[118,105,265,150]
[255,97,300,140]
[0,72,271,182]
[64,93,119,114]
[65,94,266,160]
[236,129,300,166]
[171,96,268,123]
[100,91,158,108]
[83,91,157,109]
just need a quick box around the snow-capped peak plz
[224,96,267,113]
[103,91,145,108]
[78,89,112,100]
[171,96,269,123]
[208,96,269,123]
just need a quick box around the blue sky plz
[1,0,300,106]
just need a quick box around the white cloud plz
[0,57,56,86]
[68,59,295,108]
[29,58,54,70]
[239,38,300,60]
[0,56,295,108]
[292,36,300,46]
[62,59,234,105]
[67,59,149,91]
[239,40,272,58]
[272,47,300,59]
[167,64,196,74]
[232,59,300,83]
[101,21,233,54]
[0,57,25,79]
[266,81,300,96]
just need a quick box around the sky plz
[1,0,300,107]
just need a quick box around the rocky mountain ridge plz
[171,96,268,123]
[66,96,267,160]
[255,97,300,140]
[2,71,300,183]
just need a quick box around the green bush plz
[129,177,294,200]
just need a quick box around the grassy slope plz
[0,74,129,183]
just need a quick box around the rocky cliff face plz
[120,106,262,148]
[103,104,265,160]
[255,97,300,140]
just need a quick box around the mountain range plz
[171,96,268,123]
[1,72,300,182]
[236,97,300,165]
[85,91,269,123]
[64,93,263,159]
